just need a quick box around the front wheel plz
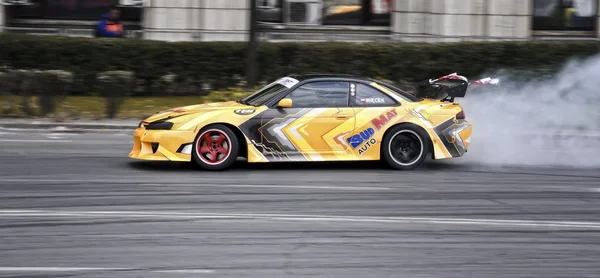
[381,125,430,170]
[192,124,239,171]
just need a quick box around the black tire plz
[191,124,240,171]
[381,124,430,170]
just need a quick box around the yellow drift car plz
[130,73,484,170]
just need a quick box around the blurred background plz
[1,4,600,277]
[1,0,600,121]
[0,0,598,42]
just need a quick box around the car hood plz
[142,101,252,123]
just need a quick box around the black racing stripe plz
[238,110,271,159]
[433,117,461,158]
[259,108,312,160]
[239,108,312,162]
[261,107,306,118]
[239,117,263,146]
[259,109,307,152]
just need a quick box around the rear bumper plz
[453,120,472,156]
[432,118,472,159]
[128,127,196,162]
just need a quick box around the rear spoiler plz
[415,73,499,102]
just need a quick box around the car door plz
[259,81,356,161]
[347,82,401,157]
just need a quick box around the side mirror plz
[278,98,293,108]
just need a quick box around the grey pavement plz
[0,118,140,130]
[0,130,599,278]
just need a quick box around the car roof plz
[280,73,421,102]
[286,73,374,83]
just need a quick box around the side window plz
[286,81,350,108]
[353,83,397,107]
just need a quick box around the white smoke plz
[458,54,600,168]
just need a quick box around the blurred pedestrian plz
[95,7,124,38]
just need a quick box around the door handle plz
[335,114,349,120]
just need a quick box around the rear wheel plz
[382,125,429,170]
[192,124,239,171]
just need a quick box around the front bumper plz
[128,127,196,162]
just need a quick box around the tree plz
[245,0,258,89]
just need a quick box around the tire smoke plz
[458,55,600,168]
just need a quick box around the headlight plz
[145,121,174,130]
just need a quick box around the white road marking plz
[0,267,215,274]
[1,209,599,229]
[0,139,72,143]
[46,132,81,136]
[190,184,391,191]
[0,267,131,272]
[1,178,597,192]
[527,130,600,137]
[153,269,216,274]
[0,179,392,191]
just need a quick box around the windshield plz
[239,83,290,106]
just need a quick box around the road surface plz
[0,129,599,278]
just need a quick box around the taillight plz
[456,111,465,119]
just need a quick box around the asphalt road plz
[0,129,599,278]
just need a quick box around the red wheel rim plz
[196,129,232,165]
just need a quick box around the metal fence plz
[2,26,600,42]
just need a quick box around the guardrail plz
[0,26,143,38]
[2,26,600,42]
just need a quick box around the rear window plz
[375,81,421,102]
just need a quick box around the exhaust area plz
[459,55,600,168]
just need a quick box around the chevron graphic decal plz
[441,121,470,156]
[334,132,350,148]
[433,117,470,157]
[267,117,298,151]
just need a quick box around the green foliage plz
[1,34,599,92]
[0,69,74,116]
[0,34,599,118]
[97,70,135,119]
[35,70,74,116]
[2,70,37,116]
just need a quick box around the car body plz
[129,73,487,170]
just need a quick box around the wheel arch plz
[381,122,435,159]
[196,122,248,159]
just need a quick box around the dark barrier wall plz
[257,0,391,26]
[6,0,141,21]
[533,0,597,31]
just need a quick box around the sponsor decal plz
[371,109,398,130]
[234,109,255,115]
[346,127,377,155]
[361,98,385,104]
[168,108,186,113]
[334,132,350,148]
[341,109,397,155]
[347,127,375,149]
[276,77,299,88]
[358,138,377,155]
